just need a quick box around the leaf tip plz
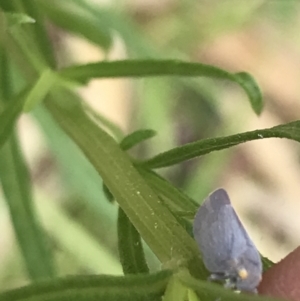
[234,71,264,116]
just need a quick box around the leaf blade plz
[0,270,172,301]
[137,167,197,212]
[118,208,149,275]
[120,129,157,151]
[0,135,55,280]
[59,59,263,115]
[45,87,206,277]
[0,87,28,148]
[36,0,112,50]
[142,120,300,169]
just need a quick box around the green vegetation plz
[0,1,296,300]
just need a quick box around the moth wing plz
[193,189,249,272]
[218,195,262,265]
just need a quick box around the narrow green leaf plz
[57,59,246,82]
[0,134,55,280]
[0,69,60,150]
[2,12,35,28]
[0,45,54,280]
[0,270,172,301]
[59,59,263,115]
[45,87,206,277]
[1,26,37,80]
[23,68,56,112]
[142,120,300,169]
[0,50,54,281]
[117,130,153,275]
[5,15,47,73]
[120,129,157,151]
[233,72,262,114]
[0,87,28,149]
[18,0,56,68]
[118,208,149,274]
[36,0,112,50]
[137,167,197,212]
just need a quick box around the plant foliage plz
[0,1,294,301]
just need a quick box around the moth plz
[193,188,262,293]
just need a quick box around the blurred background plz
[1,0,300,290]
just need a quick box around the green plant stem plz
[44,87,206,277]
[0,134,55,280]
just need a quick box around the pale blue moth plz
[193,188,262,293]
